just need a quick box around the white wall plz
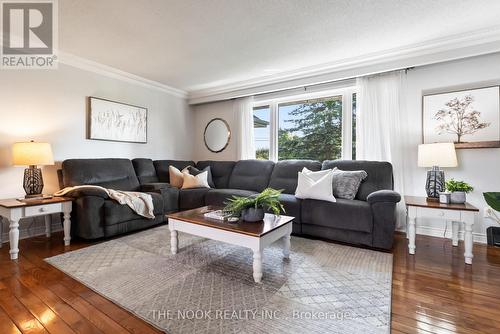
[403,53,500,242]
[0,63,193,242]
[193,100,237,161]
[192,53,500,243]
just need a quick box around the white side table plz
[0,197,73,260]
[405,196,479,265]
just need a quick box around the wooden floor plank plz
[59,276,160,334]
[17,273,105,334]
[0,288,49,334]
[2,277,78,334]
[46,282,130,334]
[0,304,23,334]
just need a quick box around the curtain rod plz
[235,66,414,101]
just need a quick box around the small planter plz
[450,191,466,204]
[241,207,265,222]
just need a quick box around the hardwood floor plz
[1,230,499,333]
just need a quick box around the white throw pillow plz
[181,170,210,189]
[295,169,336,202]
[301,167,332,180]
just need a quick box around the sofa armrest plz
[64,188,109,199]
[140,182,172,192]
[368,190,400,250]
[367,190,401,204]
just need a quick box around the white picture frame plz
[87,97,147,143]
[422,86,500,149]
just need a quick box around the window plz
[278,96,342,161]
[253,88,356,161]
[253,105,271,160]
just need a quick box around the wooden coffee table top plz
[167,206,294,237]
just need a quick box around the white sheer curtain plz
[356,71,408,227]
[234,96,256,160]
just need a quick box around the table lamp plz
[12,141,54,198]
[418,143,457,201]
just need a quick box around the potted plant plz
[484,192,500,224]
[223,188,285,222]
[445,179,474,204]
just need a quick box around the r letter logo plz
[1,0,58,69]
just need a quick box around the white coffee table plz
[167,206,294,283]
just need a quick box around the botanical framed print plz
[87,97,147,143]
[422,86,500,149]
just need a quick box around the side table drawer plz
[24,203,62,217]
[416,207,461,221]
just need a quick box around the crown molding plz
[58,52,188,98]
[188,26,500,105]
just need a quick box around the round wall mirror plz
[204,118,231,153]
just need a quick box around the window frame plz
[253,87,357,162]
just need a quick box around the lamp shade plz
[12,141,54,166]
[418,143,457,168]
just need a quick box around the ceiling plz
[59,0,500,93]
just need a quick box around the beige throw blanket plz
[54,185,155,219]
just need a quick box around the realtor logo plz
[1,0,58,69]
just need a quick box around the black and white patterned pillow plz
[331,167,368,200]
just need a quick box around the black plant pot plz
[241,207,265,222]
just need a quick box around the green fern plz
[223,188,285,217]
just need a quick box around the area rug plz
[45,225,392,334]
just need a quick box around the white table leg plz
[407,206,416,255]
[463,212,475,265]
[45,215,52,237]
[451,221,459,247]
[169,226,178,254]
[62,202,72,246]
[9,217,20,260]
[282,233,291,259]
[253,250,263,283]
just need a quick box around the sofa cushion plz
[179,188,210,210]
[228,160,275,192]
[331,168,368,200]
[139,182,170,192]
[168,166,185,188]
[205,189,258,206]
[104,192,163,226]
[62,159,140,191]
[181,171,210,189]
[196,161,236,188]
[278,194,301,223]
[321,160,393,201]
[187,166,215,188]
[132,158,159,184]
[154,160,195,183]
[301,198,373,233]
[268,160,321,194]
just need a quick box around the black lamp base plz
[23,165,44,197]
[425,166,445,199]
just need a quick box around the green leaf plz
[484,192,500,212]
[223,188,285,217]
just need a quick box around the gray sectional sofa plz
[59,158,401,250]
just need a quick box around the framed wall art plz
[422,86,500,149]
[87,97,147,143]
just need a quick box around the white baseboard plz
[397,224,487,244]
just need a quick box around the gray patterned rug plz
[45,225,392,334]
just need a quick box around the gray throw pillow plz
[331,167,367,200]
[187,166,215,188]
